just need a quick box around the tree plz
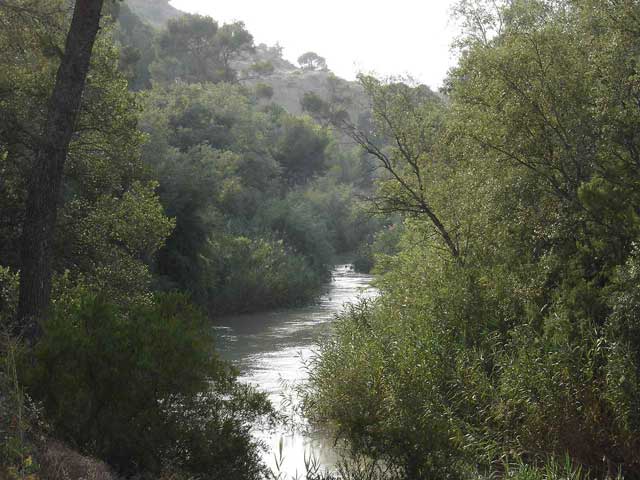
[303,76,461,259]
[271,115,330,186]
[215,21,254,77]
[29,292,272,478]
[1,0,174,324]
[17,0,105,343]
[254,82,274,100]
[151,14,253,84]
[297,51,327,71]
[111,2,156,90]
[309,1,640,477]
[239,60,275,82]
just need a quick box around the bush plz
[24,293,273,479]
[256,196,334,273]
[200,233,324,315]
[306,298,464,480]
[352,222,404,273]
[352,245,374,273]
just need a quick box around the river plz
[214,264,376,477]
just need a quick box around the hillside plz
[126,0,182,28]
[235,47,367,118]
[123,1,368,118]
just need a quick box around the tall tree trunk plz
[16,0,104,343]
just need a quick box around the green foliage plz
[308,296,467,479]
[140,83,327,312]
[202,234,322,314]
[0,3,172,310]
[308,1,640,478]
[26,293,272,478]
[492,456,593,480]
[603,245,640,441]
[255,194,334,271]
[255,82,275,99]
[0,2,385,478]
[0,267,19,329]
[250,62,276,80]
[352,221,404,273]
[140,80,376,315]
[272,115,330,186]
[151,14,253,85]
[110,2,156,90]
[60,181,175,307]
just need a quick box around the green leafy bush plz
[25,293,273,479]
[352,222,404,273]
[203,234,323,314]
[307,2,640,475]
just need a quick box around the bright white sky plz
[169,0,461,90]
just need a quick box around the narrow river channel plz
[214,264,376,477]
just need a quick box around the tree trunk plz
[16,0,104,343]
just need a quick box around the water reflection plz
[214,264,376,476]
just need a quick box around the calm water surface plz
[214,264,376,476]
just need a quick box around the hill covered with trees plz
[0,1,382,478]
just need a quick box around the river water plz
[214,264,376,477]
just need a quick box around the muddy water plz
[214,264,376,476]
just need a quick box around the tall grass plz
[0,334,39,479]
[271,449,622,480]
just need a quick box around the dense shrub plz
[352,222,404,273]
[307,2,640,478]
[202,234,324,314]
[142,83,380,315]
[0,266,18,330]
[24,293,273,479]
[307,297,466,480]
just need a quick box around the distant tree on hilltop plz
[152,14,254,84]
[297,51,327,71]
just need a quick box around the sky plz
[169,0,461,90]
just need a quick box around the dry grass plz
[37,440,116,480]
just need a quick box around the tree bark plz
[16,0,104,343]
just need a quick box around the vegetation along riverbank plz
[2,0,640,479]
